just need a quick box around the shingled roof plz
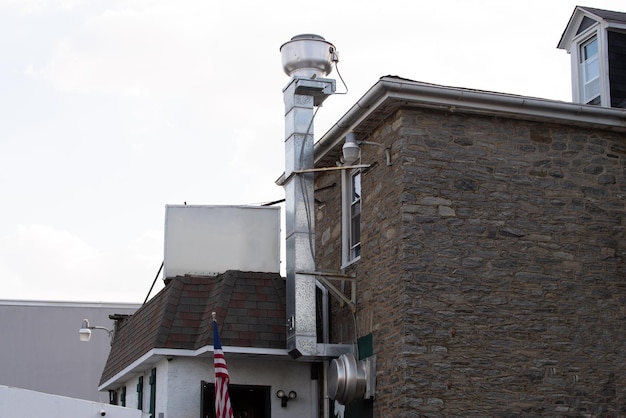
[576,6,626,23]
[100,270,285,384]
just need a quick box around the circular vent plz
[327,353,366,405]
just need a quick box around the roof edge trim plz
[99,346,292,390]
[315,76,626,164]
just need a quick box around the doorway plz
[201,381,270,418]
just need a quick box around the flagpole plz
[213,310,233,418]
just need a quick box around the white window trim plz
[570,23,610,107]
[580,36,601,104]
[341,168,361,268]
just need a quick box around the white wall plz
[122,376,139,412]
[0,385,149,418]
[122,356,317,418]
[0,300,139,402]
[227,358,318,418]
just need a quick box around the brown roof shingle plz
[100,270,285,384]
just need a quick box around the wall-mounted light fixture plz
[79,318,113,343]
[276,389,297,407]
[342,132,361,165]
[342,132,392,166]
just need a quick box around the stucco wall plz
[120,356,318,418]
[316,107,626,416]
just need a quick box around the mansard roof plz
[100,270,285,385]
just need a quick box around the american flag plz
[213,316,233,418]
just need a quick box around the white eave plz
[315,76,626,165]
[98,345,293,391]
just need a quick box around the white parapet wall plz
[0,385,149,418]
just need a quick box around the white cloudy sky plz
[1,0,623,303]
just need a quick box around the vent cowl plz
[327,353,376,405]
[280,34,336,78]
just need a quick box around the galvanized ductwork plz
[280,35,348,360]
[280,35,376,409]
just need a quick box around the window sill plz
[340,255,361,270]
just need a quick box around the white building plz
[98,206,322,418]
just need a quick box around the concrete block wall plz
[316,108,626,417]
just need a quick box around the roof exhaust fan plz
[280,34,336,79]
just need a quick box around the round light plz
[342,141,361,165]
[288,391,297,400]
[276,389,285,399]
[79,328,92,342]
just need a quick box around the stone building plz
[311,7,626,416]
[314,75,625,417]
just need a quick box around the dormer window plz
[558,6,626,109]
[580,36,601,105]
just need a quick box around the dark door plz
[201,382,270,418]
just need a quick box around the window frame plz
[149,368,156,418]
[570,23,610,107]
[341,168,361,267]
[579,35,601,104]
[137,376,143,410]
[109,390,118,405]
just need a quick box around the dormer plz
[558,6,626,108]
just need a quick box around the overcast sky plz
[1,0,624,303]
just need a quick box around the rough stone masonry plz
[315,107,626,417]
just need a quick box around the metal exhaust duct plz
[280,35,348,359]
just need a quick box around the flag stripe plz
[213,319,233,418]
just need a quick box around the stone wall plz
[316,107,626,417]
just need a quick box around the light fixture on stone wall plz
[342,132,391,166]
[342,132,361,165]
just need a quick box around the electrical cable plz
[351,310,359,360]
[333,61,349,95]
[143,260,164,305]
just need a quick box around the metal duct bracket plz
[298,271,356,313]
[284,77,336,106]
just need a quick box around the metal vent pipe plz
[281,35,349,359]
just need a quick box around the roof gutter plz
[315,76,626,164]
